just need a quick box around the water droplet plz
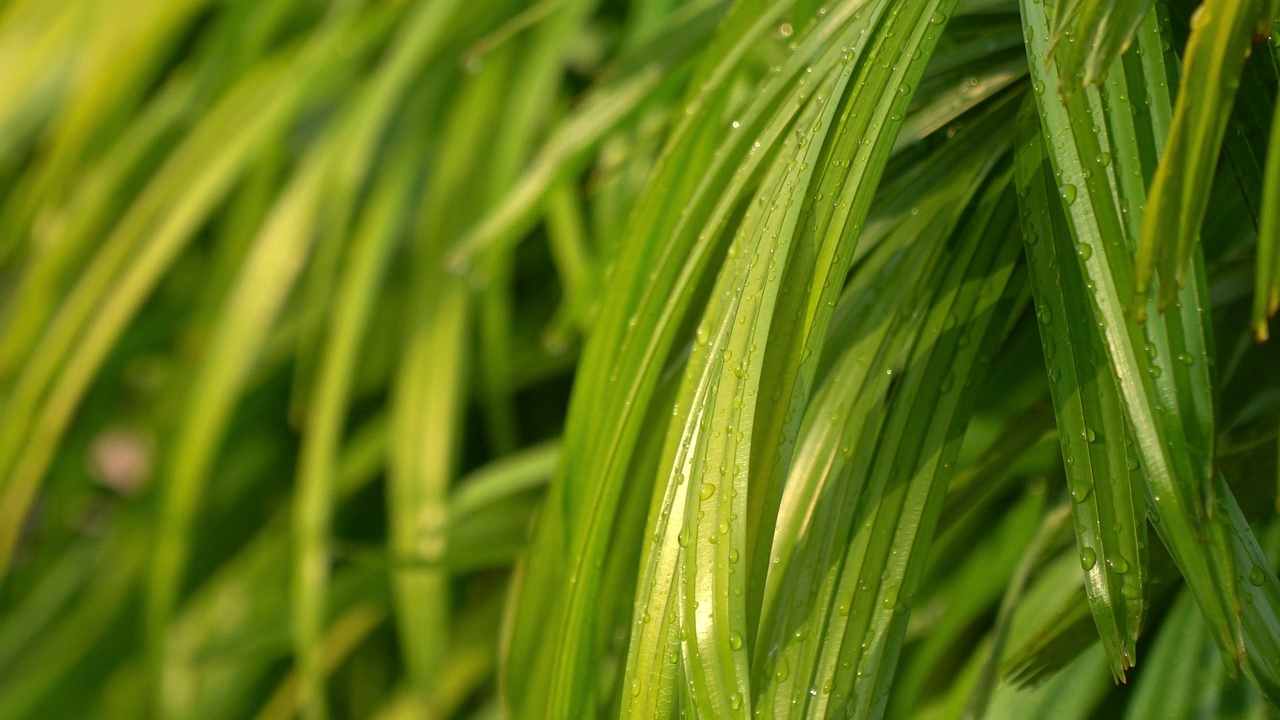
[729,632,743,650]
[1061,184,1078,205]
[700,482,716,500]
[1076,243,1092,260]
[1107,556,1130,574]
[1097,152,1112,167]
[1081,547,1097,570]
[1249,566,1267,586]
[930,10,947,24]
[1071,481,1091,503]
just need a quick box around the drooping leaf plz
[1136,0,1276,310]
[1048,0,1153,91]
[1256,28,1280,340]
[1020,0,1247,676]
[1014,98,1146,679]
[755,156,1025,718]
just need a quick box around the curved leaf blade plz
[1014,99,1146,679]
[1136,0,1273,309]
[1020,0,1246,675]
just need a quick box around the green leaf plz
[1048,0,1153,90]
[1256,30,1280,340]
[1000,545,1098,686]
[962,505,1071,720]
[291,125,419,720]
[755,159,1025,719]
[1136,0,1274,310]
[1020,0,1248,677]
[890,481,1048,717]
[508,2,836,715]
[1124,590,1214,718]
[443,0,729,279]
[0,14,387,581]
[1014,98,1146,679]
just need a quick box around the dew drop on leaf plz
[1081,547,1097,570]
[1071,481,1091,503]
[1061,184,1077,205]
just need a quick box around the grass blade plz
[291,134,417,720]
[756,159,1025,718]
[1256,30,1280,340]
[1014,98,1146,679]
[1020,0,1247,675]
[1136,0,1273,310]
[0,18,381,581]
[1048,0,1152,90]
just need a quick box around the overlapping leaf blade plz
[0,13,391,580]
[1257,27,1280,339]
[756,156,1025,718]
[1136,0,1276,309]
[621,1,985,716]
[505,1,796,714]
[1022,0,1280,703]
[291,121,420,720]
[1014,99,1145,679]
[1048,0,1152,90]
